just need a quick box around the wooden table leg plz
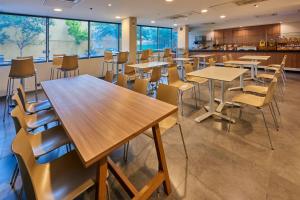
[152,124,171,195]
[96,157,107,200]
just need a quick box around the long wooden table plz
[41,75,177,200]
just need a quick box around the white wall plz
[281,21,300,37]
[188,28,214,49]
[0,57,105,97]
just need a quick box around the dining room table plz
[239,55,270,76]
[127,61,169,78]
[190,54,215,68]
[41,74,177,200]
[187,67,248,122]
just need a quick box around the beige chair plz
[140,49,150,63]
[222,55,235,67]
[12,128,97,200]
[116,74,128,88]
[162,48,172,61]
[17,85,51,114]
[50,54,65,80]
[228,54,233,61]
[264,55,287,86]
[257,64,285,88]
[184,63,208,100]
[124,83,188,161]
[168,67,197,115]
[124,63,138,81]
[149,67,162,91]
[104,70,114,83]
[3,58,38,121]
[133,78,149,95]
[208,58,216,67]
[229,78,279,150]
[102,51,114,77]
[57,55,79,78]
[12,94,58,131]
[113,51,129,76]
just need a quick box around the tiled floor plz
[1,72,300,200]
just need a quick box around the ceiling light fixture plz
[173,23,178,27]
[165,0,174,2]
[151,20,156,24]
[201,9,208,13]
[220,15,226,19]
[254,4,259,7]
[53,8,63,12]
[115,16,121,19]
[108,3,112,7]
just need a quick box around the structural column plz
[177,25,189,51]
[121,17,137,63]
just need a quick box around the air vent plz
[165,14,188,20]
[234,0,267,6]
[43,0,82,8]
[200,22,216,25]
[255,13,278,18]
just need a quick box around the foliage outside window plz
[90,22,119,57]
[158,28,172,50]
[172,30,178,50]
[0,14,46,65]
[141,26,158,50]
[49,18,88,58]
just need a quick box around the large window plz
[141,26,158,50]
[49,18,88,58]
[137,26,141,51]
[172,30,178,50]
[90,22,119,57]
[0,14,46,65]
[158,28,172,50]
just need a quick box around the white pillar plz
[121,17,137,63]
[177,25,189,51]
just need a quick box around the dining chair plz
[149,67,162,92]
[102,51,114,77]
[184,63,208,101]
[17,85,51,114]
[228,54,233,61]
[12,94,58,131]
[161,63,176,84]
[208,58,216,66]
[264,55,287,85]
[50,54,65,80]
[222,55,235,67]
[140,49,150,63]
[116,74,128,88]
[133,78,149,95]
[124,83,188,161]
[229,78,279,150]
[162,48,172,61]
[124,63,138,81]
[168,67,197,115]
[12,128,98,200]
[57,55,79,78]
[113,51,129,76]
[257,63,285,88]
[104,70,114,83]
[3,57,38,121]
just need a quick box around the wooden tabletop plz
[190,54,214,58]
[41,75,177,167]
[127,61,169,69]
[224,60,260,65]
[239,55,270,60]
[187,66,248,82]
[173,58,193,61]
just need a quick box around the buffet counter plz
[189,50,300,70]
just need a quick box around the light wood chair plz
[229,78,279,150]
[133,78,149,95]
[3,57,38,121]
[102,51,114,77]
[149,67,162,91]
[168,67,197,115]
[104,70,114,83]
[228,54,233,61]
[113,51,129,76]
[12,128,97,200]
[116,74,128,88]
[12,94,58,131]
[124,63,138,81]
[140,49,150,63]
[57,55,79,78]
[17,85,51,114]
[162,48,172,61]
[222,55,235,67]
[208,58,216,66]
[50,54,65,80]
[124,83,188,161]
[184,63,208,100]
[264,55,287,86]
[257,63,285,88]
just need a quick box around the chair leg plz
[10,164,18,189]
[273,96,281,116]
[193,86,197,109]
[123,142,129,162]
[268,104,278,131]
[260,109,274,150]
[34,74,38,101]
[178,123,188,159]
[3,78,11,121]
[180,91,184,116]
[271,102,280,130]
[197,83,201,101]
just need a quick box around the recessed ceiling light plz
[108,3,112,7]
[220,15,226,19]
[254,4,259,7]
[279,21,283,24]
[201,9,208,13]
[115,16,121,19]
[166,0,173,2]
[239,26,243,28]
[53,8,63,12]
[173,23,178,27]
[151,20,156,24]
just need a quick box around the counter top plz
[189,49,300,53]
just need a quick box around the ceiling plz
[0,0,300,30]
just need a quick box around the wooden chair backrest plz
[116,74,128,88]
[104,51,113,62]
[117,52,129,64]
[168,67,180,84]
[104,71,114,83]
[150,67,162,82]
[263,78,277,105]
[9,58,35,78]
[61,55,78,70]
[133,78,149,95]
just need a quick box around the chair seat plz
[104,59,113,63]
[243,85,268,95]
[169,81,194,91]
[186,76,208,84]
[144,116,177,137]
[29,125,70,157]
[232,93,265,108]
[27,100,52,113]
[266,66,280,71]
[25,110,58,130]
[257,73,274,80]
[268,64,280,68]
[34,151,96,200]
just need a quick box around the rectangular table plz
[128,61,169,78]
[190,54,215,68]
[41,75,177,200]
[187,67,248,122]
[239,55,271,61]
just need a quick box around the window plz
[141,26,158,50]
[90,22,119,57]
[0,14,46,65]
[49,18,88,59]
[136,26,141,51]
[172,30,178,50]
[158,28,172,49]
